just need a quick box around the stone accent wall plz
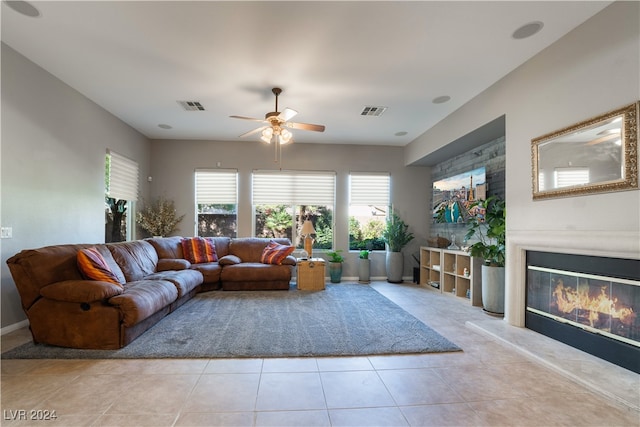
[430,135,505,242]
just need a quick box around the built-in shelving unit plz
[420,246,482,307]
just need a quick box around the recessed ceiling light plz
[3,0,40,17]
[395,131,408,137]
[158,124,173,130]
[432,96,451,104]
[512,21,544,40]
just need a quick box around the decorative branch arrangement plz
[136,196,185,237]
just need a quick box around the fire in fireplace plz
[526,251,639,373]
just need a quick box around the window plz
[253,171,335,249]
[554,167,590,188]
[105,150,139,242]
[195,169,238,237]
[349,173,390,250]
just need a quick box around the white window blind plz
[253,170,335,205]
[349,173,390,205]
[107,150,139,201]
[554,167,590,188]
[196,169,238,204]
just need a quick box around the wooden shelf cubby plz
[419,246,482,307]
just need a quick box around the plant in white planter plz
[381,213,414,283]
[358,250,371,284]
[464,196,506,315]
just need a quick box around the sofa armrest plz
[40,280,124,303]
[281,255,297,266]
[157,258,191,271]
[218,254,242,266]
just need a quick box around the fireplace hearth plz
[526,251,639,373]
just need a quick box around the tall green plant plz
[464,196,506,266]
[382,212,414,252]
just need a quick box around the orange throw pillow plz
[181,237,218,264]
[77,247,123,286]
[261,240,295,265]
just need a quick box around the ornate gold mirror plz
[532,102,638,200]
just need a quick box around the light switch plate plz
[1,227,12,239]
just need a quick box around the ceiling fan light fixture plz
[261,127,273,143]
[280,129,293,144]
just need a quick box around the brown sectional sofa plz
[6,237,296,349]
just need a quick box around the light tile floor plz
[1,281,639,426]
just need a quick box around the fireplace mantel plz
[506,229,640,327]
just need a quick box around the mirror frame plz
[532,102,638,200]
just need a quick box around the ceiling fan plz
[230,87,325,147]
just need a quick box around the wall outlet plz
[1,227,12,239]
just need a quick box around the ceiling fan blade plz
[230,115,265,123]
[239,126,267,138]
[286,122,326,132]
[586,133,619,145]
[278,108,298,122]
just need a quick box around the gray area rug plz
[2,284,460,359]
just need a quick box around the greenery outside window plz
[253,171,335,249]
[349,172,389,251]
[195,169,238,237]
[105,150,138,242]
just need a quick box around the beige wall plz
[1,44,151,328]
[405,2,640,325]
[149,139,431,280]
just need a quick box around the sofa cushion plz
[228,237,291,263]
[40,280,124,303]
[145,269,203,297]
[107,241,159,282]
[181,237,218,263]
[77,247,124,285]
[108,280,178,327]
[261,241,295,265]
[157,258,191,271]
[189,262,222,285]
[218,254,241,266]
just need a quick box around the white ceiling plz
[1,1,611,147]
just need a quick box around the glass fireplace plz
[526,251,639,373]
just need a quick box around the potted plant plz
[327,249,344,283]
[358,250,370,284]
[381,212,414,283]
[136,196,185,237]
[464,195,506,315]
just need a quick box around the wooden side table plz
[296,259,326,290]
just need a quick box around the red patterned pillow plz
[181,237,218,264]
[77,247,123,286]
[261,240,295,265]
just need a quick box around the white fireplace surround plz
[505,229,640,327]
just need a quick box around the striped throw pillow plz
[77,247,123,286]
[181,237,218,264]
[261,240,295,265]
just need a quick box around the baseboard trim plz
[1,319,29,336]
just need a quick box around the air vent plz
[178,101,205,111]
[360,106,387,117]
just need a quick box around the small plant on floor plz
[359,250,370,259]
[327,249,344,263]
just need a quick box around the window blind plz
[349,173,390,205]
[554,167,590,188]
[253,170,335,205]
[107,150,139,201]
[196,169,238,204]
